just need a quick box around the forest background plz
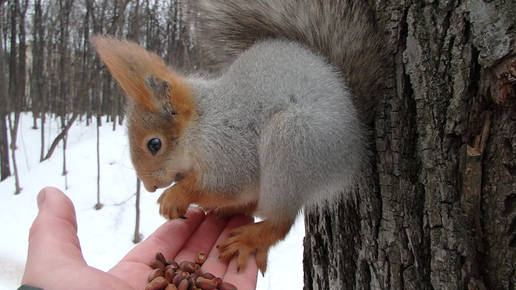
[0,0,303,288]
[0,0,204,194]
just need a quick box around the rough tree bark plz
[303,1,516,290]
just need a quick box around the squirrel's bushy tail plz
[193,0,387,121]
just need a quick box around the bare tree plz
[31,0,47,163]
[133,178,142,243]
[0,0,11,180]
[7,0,29,194]
[94,114,103,210]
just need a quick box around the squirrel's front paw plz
[157,186,190,219]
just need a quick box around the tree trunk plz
[62,118,68,190]
[303,1,516,290]
[0,1,11,180]
[94,115,103,210]
[133,178,142,244]
[8,113,22,194]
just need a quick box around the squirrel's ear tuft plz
[144,75,172,104]
[145,75,177,118]
[92,35,169,109]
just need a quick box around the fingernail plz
[37,188,47,210]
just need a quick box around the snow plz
[0,113,304,290]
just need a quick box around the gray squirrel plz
[94,0,385,274]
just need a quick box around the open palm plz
[21,187,258,290]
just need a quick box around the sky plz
[0,112,304,290]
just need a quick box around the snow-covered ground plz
[0,112,304,290]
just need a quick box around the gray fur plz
[192,0,388,124]
[182,40,367,220]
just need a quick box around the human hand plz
[21,187,258,290]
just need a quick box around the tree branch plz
[42,112,79,161]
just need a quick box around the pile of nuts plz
[146,252,238,290]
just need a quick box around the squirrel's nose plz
[143,182,158,192]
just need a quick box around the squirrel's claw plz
[217,225,269,274]
[157,188,189,220]
[218,219,293,275]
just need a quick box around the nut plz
[195,252,207,265]
[165,284,178,290]
[145,254,239,290]
[177,278,189,290]
[148,268,164,282]
[189,277,199,290]
[156,252,167,265]
[179,261,189,271]
[173,271,190,286]
[164,266,176,283]
[202,272,216,280]
[219,282,238,290]
[190,269,203,280]
[180,261,197,273]
[145,276,169,290]
[167,260,179,269]
[214,277,222,289]
[150,259,166,271]
[195,277,218,290]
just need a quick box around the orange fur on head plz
[93,35,194,120]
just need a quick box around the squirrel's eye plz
[147,138,161,155]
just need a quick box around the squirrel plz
[94,0,385,274]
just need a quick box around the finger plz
[173,211,229,264]
[108,207,206,289]
[201,215,254,280]
[220,216,258,290]
[22,187,86,286]
[114,207,206,265]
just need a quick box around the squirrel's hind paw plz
[217,219,293,274]
[212,201,258,219]
[217,225,268,274]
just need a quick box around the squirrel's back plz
[193,0,386,124]
[186,39,364,199]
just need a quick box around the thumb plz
[22,187,86,286]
